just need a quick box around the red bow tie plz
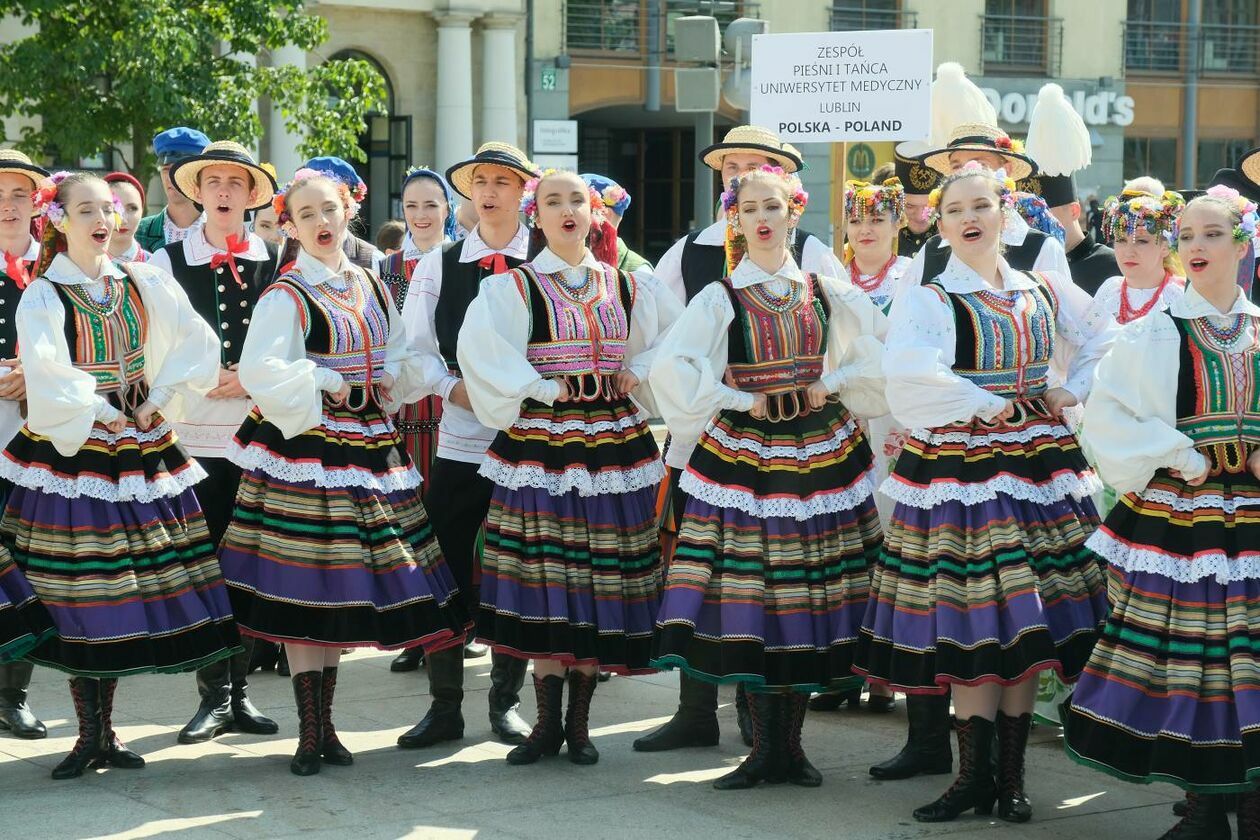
[2,251,29,290]
[478,253,509,275]
[209,234,250,290]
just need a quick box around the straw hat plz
[700,125,803,173]
[1236,147,1260,194]
[445,142,538,200]
[922,123,1035,181]
[169,141,277,210]
[0,149,49,188]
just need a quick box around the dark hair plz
[375,219,405,252]
[869,162,896,184]
[35,172,108,277]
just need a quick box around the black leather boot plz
[319,667,353,766]
[506,674,565,765]
[390,647,424,673]
[1236,789,1259,840]
[51,677,102,780]
[397,645,464,748]
[713,691,782,790]
[1158,793,1232,839]
[96,678,144,770]
[782,692,821,787]
[231,639,279,735]
[178,656,233,743]
[870,693,953,780]
[912,716,997,822]
[735,681,754,747]
[808,686,862,712]
[276,646,289,677]
[247,640,280,674]
[0,661,46,739]
[488,652,531,744]
[290,671,322,776]
[996,711,1032,823]
[632,672,720,751]
[564,671,599,765]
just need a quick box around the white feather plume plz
[1024,83,1091,176]
[930,62,997,147]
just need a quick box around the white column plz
[268,43,307,181]
[435,13,476,173]
[226,46,260,158]
[480,14,521,146]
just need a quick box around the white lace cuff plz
[94,398,122,424]
[718,386,755,412]
[525,378,561,405]
[973,393,1009,422]
[315,368,344,393]
[1170,448,1209,482]
[147,387,174,409]
[437,374,461,401]
[821,368,847,394]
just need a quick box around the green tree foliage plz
[0,1,387,177]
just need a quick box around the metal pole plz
[646,0,661,111]
[1182,0,1201,186]
[694,110,715,227]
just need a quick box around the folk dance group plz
[0,61,1253,840]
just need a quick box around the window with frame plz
[1197,138,1255,186]
[830,0,904,31]
[1124,0,1184,71]
[1202,0,1258,73]
[982,0,1055,75]
[1123,137,1178,187]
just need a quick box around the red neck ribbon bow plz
[209,233,250,290]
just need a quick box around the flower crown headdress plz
[1173,185,1258,247]
[719,165,809,226]
[33,171,123,228]
[926,162,1016,223]
[1014,191,1065,245]
[1102,189,1184,244]
[844,178,906,224]
[519,169,606,228]
[272,167,359,226]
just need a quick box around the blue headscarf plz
[402,166,458,241]
[580,173,632,217]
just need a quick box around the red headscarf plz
[104,171,146,208]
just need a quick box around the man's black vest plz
[920,228,1050,282]
[433,241,526,372]
[163,240,278,367]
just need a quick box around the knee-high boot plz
[506,674,565,766]
[1158,793,1232,839]
[912,716,997,822]
[231,638,279,734]
[713,691,782,790]
[320,667,353,766]
[0,661,45,738]
[869,692,953,780]
[564,671,599,765]
[290,671,323,777]
[995,711,1032,823]
[396,645,464,748]
[51,677,102,780]
[632,672,720,751]
[781,692,821,787]
[96,678,143,770]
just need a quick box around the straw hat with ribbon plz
[922,123,1035,182]
[445,142,538,200]
[1236,147,1260,195]
[700,125,803,173]
[0,149,49,188]
[169,140,277,211]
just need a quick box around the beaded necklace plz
[848,254,897,295]
[1198,312,1248,350]
[1119,270,1175,324]
[749,278,803,313]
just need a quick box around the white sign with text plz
[750,29,933,143]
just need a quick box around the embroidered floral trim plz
[681,468,877,521]
[704,418,861,461]
[512,413,647,436]
[908,422,1076,447]
[477,458,665,498]
[0,458,206,503]
[226,442,421,493]
[880,469,1102,509]
[1088,530,1260,584]
[1136,487,1260,515]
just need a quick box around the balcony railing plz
[830,5,918,32]
[1123,20,1260,75]
[979,14,1063,77]
[564,0,760,55]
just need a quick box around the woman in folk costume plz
[1,172,239,778]
[378,166,458,489]
[217,170,470,776]
[810,175,909,716]
[649,165,888,790]
[458,169,679,767]
[854,163,1113,824]
[104,173,150,263]
[1063,189,1260,840]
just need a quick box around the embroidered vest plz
[1174,315,1260,475]
[378,250,420,313]
[270,267,391,392]
[721,274,829,396]
[924,271,1058,399]
[51,269,148,412]
[511,263,634,400]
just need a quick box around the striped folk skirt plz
[476,395,664,674]
[652,401,882,692]
[0,419,240,677]
[218,402,470,651]
[855,400,1108,693]
[1064,458,1260,793]
[0,481,53,662]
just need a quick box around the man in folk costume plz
[0,149,48,741]
[634,125,842,754]
[149,141,281,744]
[396,142,537,748]
[1019,84,1118,296]
[901,63,1071,289]
[135,127,210,253]
[894,141,940,257]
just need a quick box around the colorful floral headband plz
[927,162,1016,222]
[598,183,627,212]
[519,169,606,228]
[719,165,809,229]
[844,178,905,223]
[1102,189,1183,244]
[33,171,72,226]
[1173,185,1258,246]
[272,167,359,225]
[1013,192,1065,245]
